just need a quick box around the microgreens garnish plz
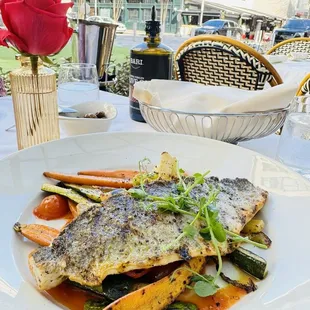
[139,157,151,173]
[226,230,267,249]
[137,157,151,191]
[176,161,186,192]
[202,195,223,280]
[183,171,210,196]
[132,157,159,191]
[182,225,198,238]
[171,267,219,297]
[129,158,267,297]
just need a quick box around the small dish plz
[59,101,117,136]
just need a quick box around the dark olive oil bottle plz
[129,6,173,122]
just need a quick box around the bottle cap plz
[145,6,160,37]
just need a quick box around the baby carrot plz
[14,222,59,246]
[43,172,133,189]
[78,170,139,179]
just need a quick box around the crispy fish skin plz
[29,177,267,290]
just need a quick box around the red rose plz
[0,0,73,56]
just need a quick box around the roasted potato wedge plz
[104,257,205,310]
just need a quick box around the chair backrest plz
[296,73,310,96]
[175,35,282,91]
[267,38,310,59]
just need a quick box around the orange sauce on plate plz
[47,282,97,310]
[47,282,246,310]
[177,285,247,310]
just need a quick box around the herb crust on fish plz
[29,177,267,290]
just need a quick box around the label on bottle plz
[129,52,172,122]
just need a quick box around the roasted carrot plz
[43,172,133,189]
[78,170,139,179]
[68,200,79,218]
[13,222,59,246]
[125,269,150,279]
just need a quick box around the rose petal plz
[57,26,73,49]
[0,29,10,47]
[0,28,28,51]
[3,1,73,55]
[46,2,73,16]
[24,0,55,10]
[0,0,21,30]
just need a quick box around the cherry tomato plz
[34,195,69,220]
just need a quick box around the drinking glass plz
[276,95,310,179]
[58,63,99,107]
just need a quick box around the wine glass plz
[276,95,310,179]
[58,63,99,107]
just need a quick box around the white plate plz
[1,132,310,310]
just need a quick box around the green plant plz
[47,56,71,82]
[106,56,176,97]
[0,67,10,96]
[106,57,130,97]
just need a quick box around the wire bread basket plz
[140,102,289,144]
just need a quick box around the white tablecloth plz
[273,60,310,85]
[0,92,280,160]
[1,59,308,160]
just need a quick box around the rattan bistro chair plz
[296,73,310,96]
[267,37,310,59]
[175,35,283,91]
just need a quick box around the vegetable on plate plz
[125,269,150,279]
[242,219,265,234]
[13,223,59,246]
[33,194,69,220]
[104,257,205,310]
[43,172,133,189]
[166,302,198,310]
[229,247,268,280]
[78,170,139,179]
[62,183,104,202]
[246,232,272,248]
[84,300,110,310]
[41,183,91,204]
[68,200,79,218]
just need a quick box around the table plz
[273,60,310,86]
[1,58,309,160]
[0,92,280,160]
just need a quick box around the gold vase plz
[10,56,60,150]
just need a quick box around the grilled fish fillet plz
[29,177,268,290]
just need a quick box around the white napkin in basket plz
[133,80,296,141]
[133,80,295,113]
